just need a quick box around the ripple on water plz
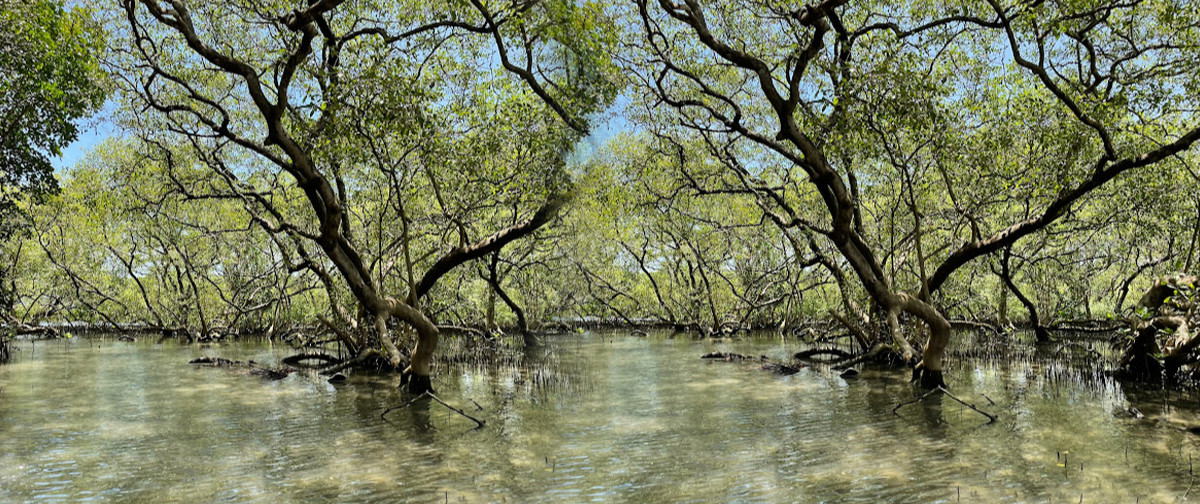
[3,333,1200,503]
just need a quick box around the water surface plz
[2,333,1199,503]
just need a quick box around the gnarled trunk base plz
[1116,275,1199,383]
[401,369,435,394]
[912,366,947,390]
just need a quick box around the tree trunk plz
[999,248,1052,343]
[1118,275,1200,382]
[486,253,535,346]
[394,302,439,394]
[898,294,951,389]
[996,280,1009,326]
[1186,200,1200,273]
[486,287,496,332]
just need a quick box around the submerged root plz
[700,352,761,361]
[761,361,803,375]
[189,357,293,380]
[796,343,911,371]
[826,343,897,370]
[249,367,294,380]
[700,352,805,375]
[315,349,401,375]
[189,357,242,366]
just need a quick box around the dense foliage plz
[5,0,1200,385]
[0,0,105,216]
[0,0,105,359]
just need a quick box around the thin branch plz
[381,391,487,429]
[893,386,998,424]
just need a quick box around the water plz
[2,332,1199,503]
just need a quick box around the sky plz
[51,95,632,175]
[52,107,117,172]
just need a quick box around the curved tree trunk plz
[486,252,534,346]
[1118,275,1200,382]
[998,248,1052,343]
[126,0,581,395]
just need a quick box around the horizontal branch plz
[415,196,567,300]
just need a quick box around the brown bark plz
[128,0,442,389]
[644,0,946,376]
[998,248,1052,343]
[640,0,1200,388]
[125,0,581,392]
[485,253,534,346]
[415,197,566,300]
[1119,275,1200,381]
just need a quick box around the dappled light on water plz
[2,332,1200,502]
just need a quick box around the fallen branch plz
[700,352,759,361]
[940,387,998,423]
[282,352,340,369]
[829,343,889,370]
[893,386,997,424]
[317,348,384,375]
[426,393,487,429]
[381,391,487,429]
[828,310,871,349]
[794,348,853,363]
[380,392,428,419]
[892,388,940,416]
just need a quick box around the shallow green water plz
[2,333,1200,503]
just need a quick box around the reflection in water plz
[1,333,1200,502]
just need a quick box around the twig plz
[427,393,487,429]
[380,392,428,420]
[893,388,941,416]
[830,343,888,370]
[318,348,382,375]
[381,391,487,429]
[893,386,998,424]
[939,386,998,424]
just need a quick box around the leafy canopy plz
[0,0,106,220]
